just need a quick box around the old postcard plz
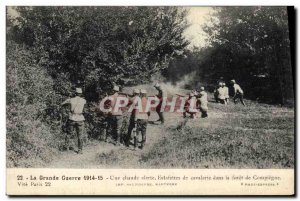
[6,6,295,195]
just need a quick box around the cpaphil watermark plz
[99,96,199,113]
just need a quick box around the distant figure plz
[135,89,150,149]
[231,80,246,106]
[217,77,225,86]
[198,87,208,118]
[125,89,140,147]
[61,88,86,154]
[183,92,198,119]
[223,83,230,104]
[154,83,166,124]
[216,82,227,104]
[103,85,124,146]
[214,85,219,103]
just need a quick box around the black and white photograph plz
[6,5,295,195]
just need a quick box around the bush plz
[6,41,62,167]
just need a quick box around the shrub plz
[6,41,62,167]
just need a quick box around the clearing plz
[47,84,294,169]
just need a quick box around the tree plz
[11,6,189,101]
[7,7,190,160]
[201,7,293,104]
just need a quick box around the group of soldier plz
[60,79,245,154]
[214,78,246,106]
[61,83,166,153]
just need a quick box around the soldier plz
[214,86,219,103]
[104,85,124,146]
[61,88,86,154]
[183,92,198,119]
[135,89,150,149]
[215,82,226,104]
[197,87,208,118]
[125,89,140,147]
[223,82,230,104]
[231,80,246,106]
[154,83,166,124]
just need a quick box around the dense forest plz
[7,6,294,167]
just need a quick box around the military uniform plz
[135,90,149,149]
[125,89,140,147]
[232,81,246,106]
[216,86,227,104]
[223,83,229,104]
[61,88,86,154]
[154,83,166,124]
[183,93,198,119]
[197,88,208,118]
[103,86,124,145]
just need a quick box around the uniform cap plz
[76,88,82,94]
[200,87,205,91]
[140,89,147,94]
[133,89,139,94]
[222,83,226,86]
[154,83,160,88]
[113,85,120,92]
[218,82,223,86]
[231,79,236,83]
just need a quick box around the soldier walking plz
[61,88,86,154]
[154,83,166,124]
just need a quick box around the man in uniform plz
[183,92,198,119]
[61,88,86,154]
[231,80,246,106]
[223,82,230,104]
[197,87,208,118]
[125,89,140,147]
[215,82,226,104]
[135,89,150,149]
[104,85,124,146]
[154,83,166,124]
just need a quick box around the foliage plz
[6,40,62,167]
[7,7,189,167]
[11,6,188,101]
[167,7,294,104]
[202,7,293,104]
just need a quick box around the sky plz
[7,6,213,48]
[183,7,214,48]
